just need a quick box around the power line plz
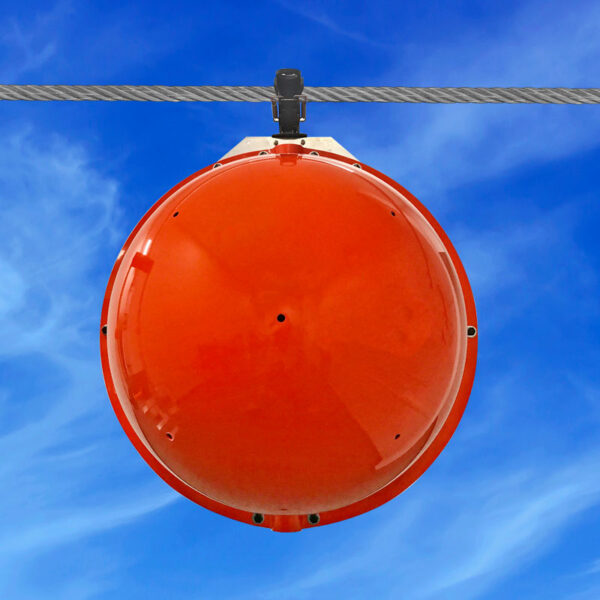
[1,84,599,104]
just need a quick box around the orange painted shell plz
[100,143,477,532]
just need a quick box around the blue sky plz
[1,0,600,598]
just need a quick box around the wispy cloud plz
[580,558,600,577]
[0,128,178,592]
[0,1,73,81]
[451,200,600,330]
[0,0,191,84]
[2,485,176,557]
[318,0,600,204]
[256,442,600,600]
[274,0,390,48]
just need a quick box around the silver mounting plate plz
[219,137,358,161]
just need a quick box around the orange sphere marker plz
[100,143,477,531]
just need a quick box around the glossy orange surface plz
[100,143,477,531]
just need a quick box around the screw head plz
[307,513,320,525]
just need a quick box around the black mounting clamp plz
[272,68,307,139]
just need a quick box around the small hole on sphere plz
[277,314,286,322]
[391,211,396,216]
[352,162,362,169]
[395,433,401,439]
[173,211,179,217]
[467,326,477,337]
[308,513,320,525]
[310,151,319,156]
[252,513,264,524]
[259,151,268,156]
[166,432,174,441]
[101,325,107,335]
[213,162,222,169]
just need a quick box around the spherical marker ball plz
[100,143,477,531]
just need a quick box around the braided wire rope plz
[1,84,600,104]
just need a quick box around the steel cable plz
[1,84,599,104]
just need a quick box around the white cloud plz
[2,485,176,557]
[581,558,600,577]
[255,445,600,600]
[0,129,178,592]
[0,1,72,80]
[315,0,600,207]
[450,200,600,331]
[274,0,390,48]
